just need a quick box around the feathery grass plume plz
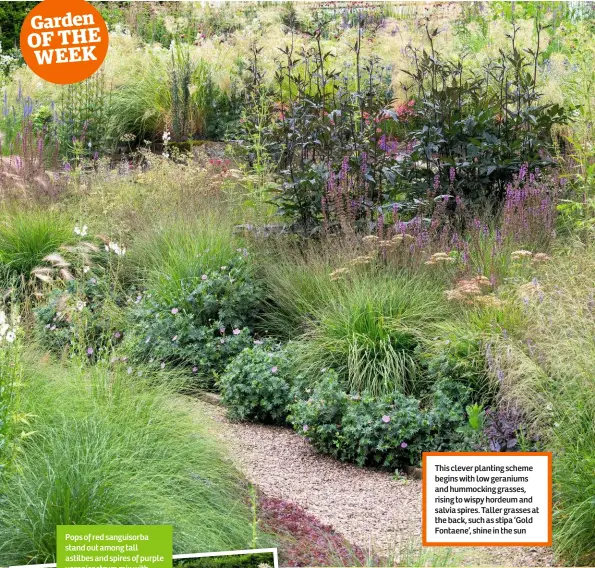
[0,208,76,298]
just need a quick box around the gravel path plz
[193,400,556,567]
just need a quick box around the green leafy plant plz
[219,344,291,424]
[288,374,474,468]
[466,403,485,431]
[127,254,261,386]
[56,72,110,160]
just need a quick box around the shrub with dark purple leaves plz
[258,495,367,567]
[483,405,537,452]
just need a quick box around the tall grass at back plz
[108,51,170,143]
[0,357,259,564]
[495,242,595,565]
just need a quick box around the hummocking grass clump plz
[261,243,344,339]
[0,357,259,565]
[293,272,451,396]
[0,208,75,293]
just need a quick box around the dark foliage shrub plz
[400,23,570,203]
[219,344,292,424]
[241,20,569,234]
[483,404,537,451]
[127,256,261,386]
[288,374,475,467]
[239,21,397,234]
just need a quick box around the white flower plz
[76,301,86,312]
[107,242,126,256]
[162,130,171,144]
[5,330,15,343]
[83,266,90,274]
[0,323,9,336]
[74,225,88,237]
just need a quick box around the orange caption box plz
[422,452,552,547]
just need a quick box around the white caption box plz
[423,453,551,546]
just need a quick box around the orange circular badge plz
[20,0,108,85]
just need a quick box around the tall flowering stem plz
[502,165,558,249]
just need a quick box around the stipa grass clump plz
[125,212,242,302]
[0,358,259,565]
